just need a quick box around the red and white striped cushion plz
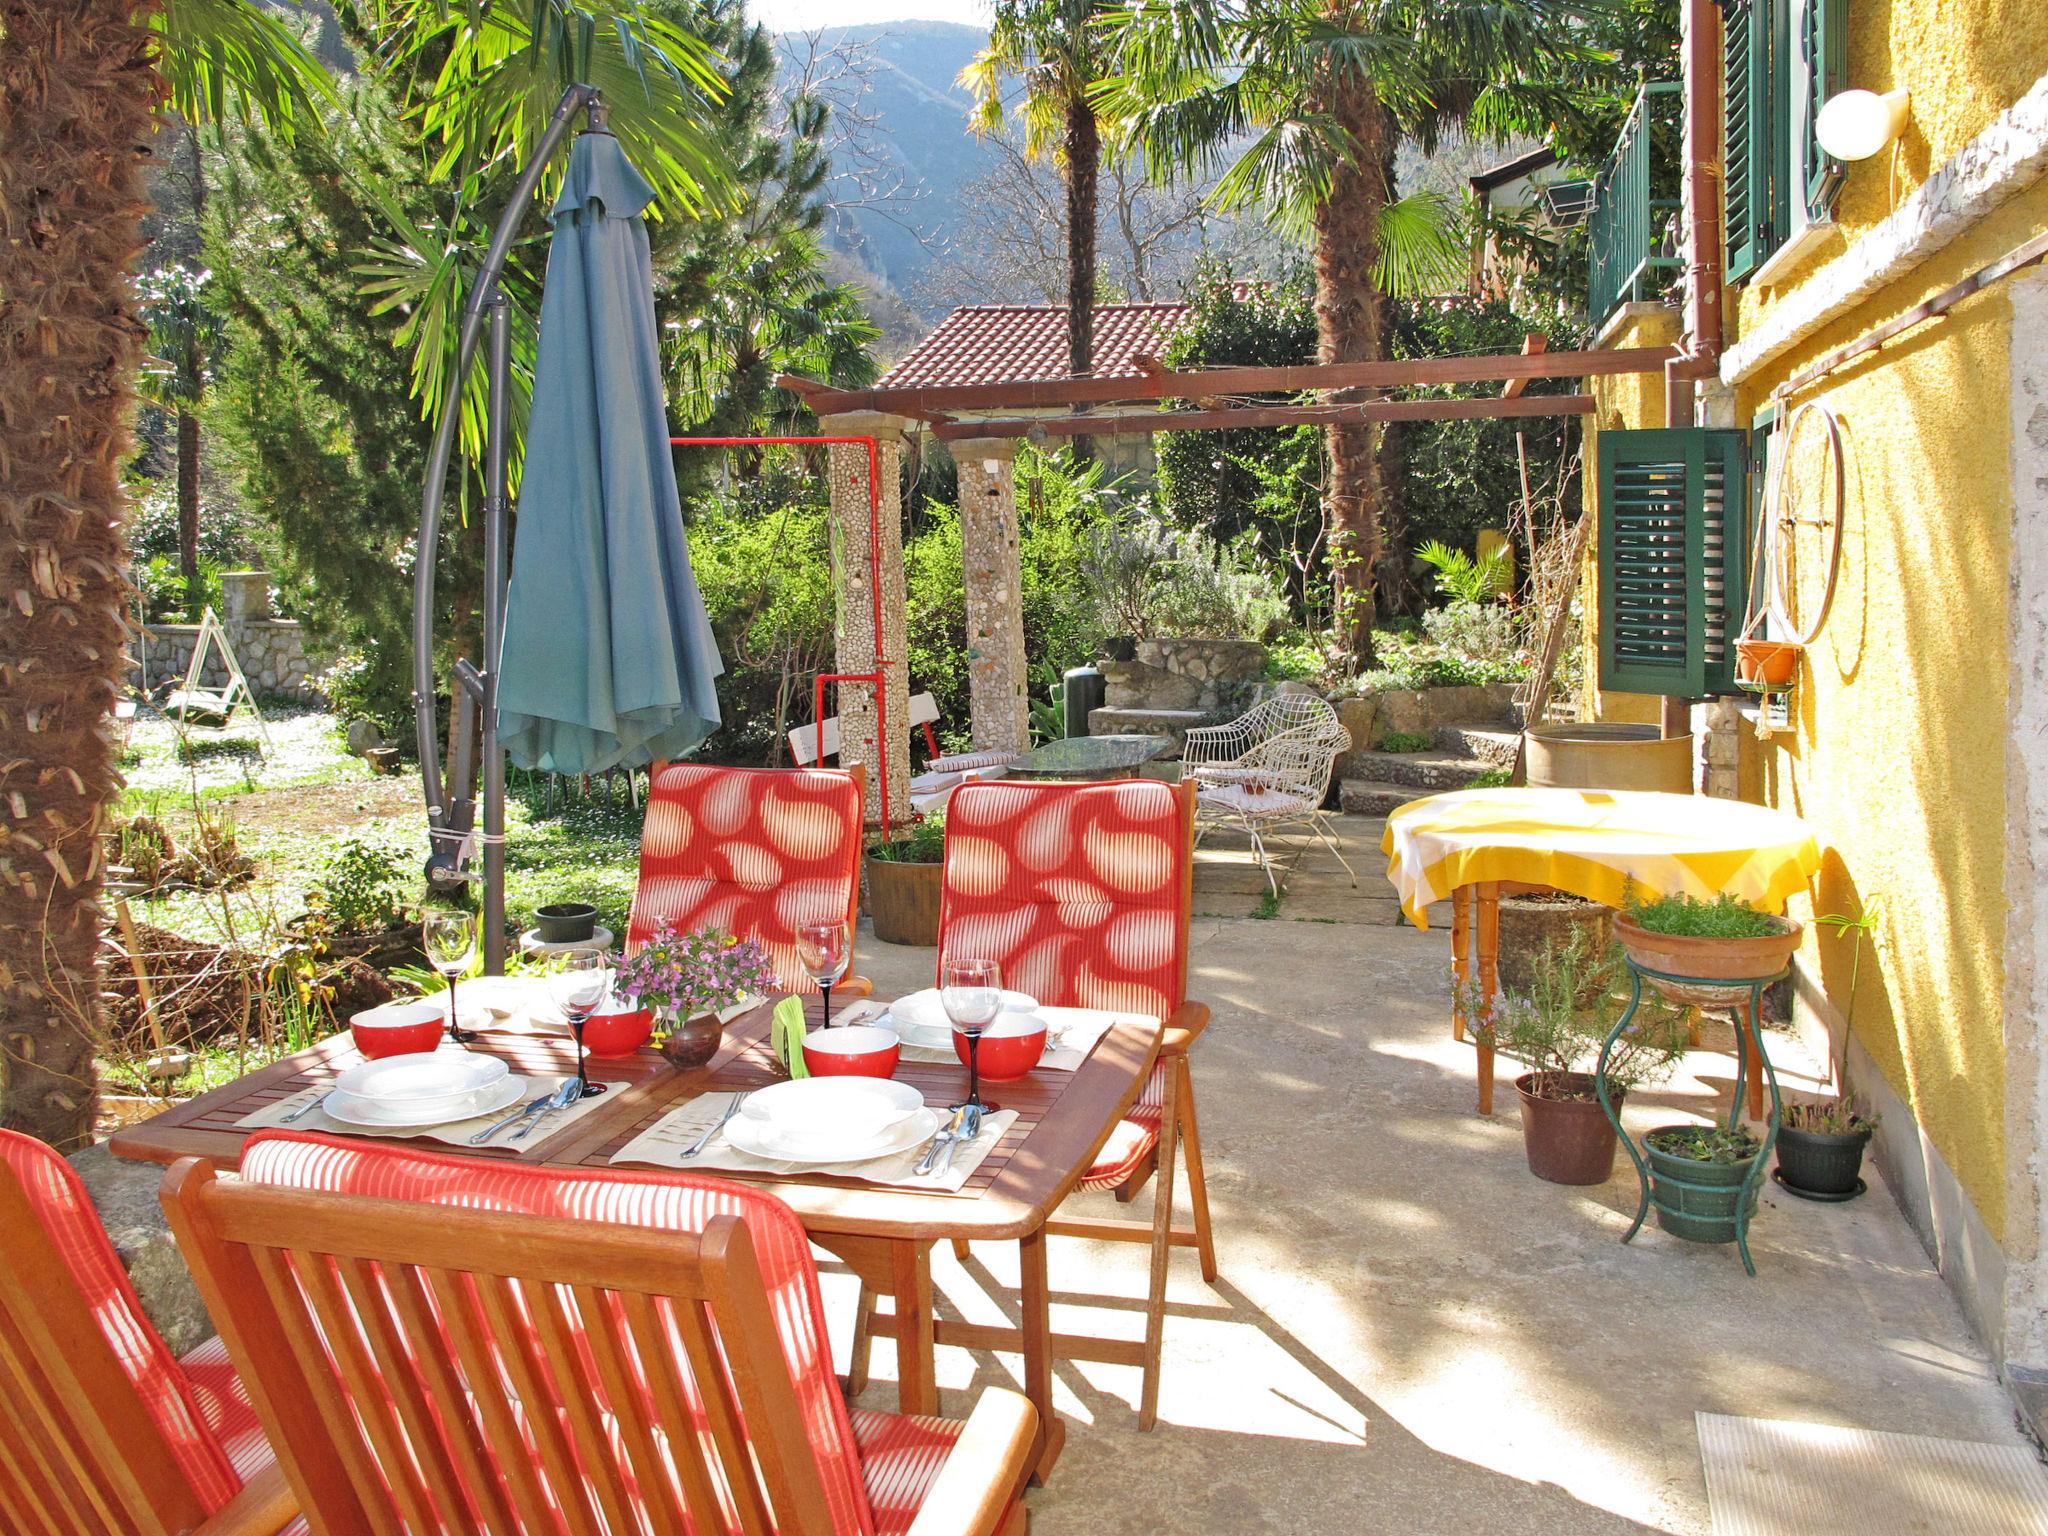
[178,1335,309,1534]
[936,779,1191,1019]
[850,1408,966,1536]
[240,1131,877,1536]
[0,1129,244,1514]
[630,764,863,992]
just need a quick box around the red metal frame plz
[668,435,894,836]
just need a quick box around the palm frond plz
[1373,190,1468,298]
[151,0,335,131]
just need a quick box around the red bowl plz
[803,1025,901,1079]
[349,1002,446,1061]
[953,1014,1047,1082]
[582,1006,655,1059]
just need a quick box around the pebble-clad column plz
[820,412,912,825]
[949,437,1030,756]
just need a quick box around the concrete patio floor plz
[842,813,2037,1534]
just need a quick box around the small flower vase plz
[657,1008,723,1070]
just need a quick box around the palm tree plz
[1099,0,1604,662]
[0,0,725,1151]
[963,0,1123,442]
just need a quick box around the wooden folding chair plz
[163,1131,1037,1535]
[0,1130,297,1536]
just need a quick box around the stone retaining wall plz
[131,570,325,703]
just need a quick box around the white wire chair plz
[1184,695,1357,895]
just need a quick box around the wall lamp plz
[1815,89,1912,161]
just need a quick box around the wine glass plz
[422,909,479,1045]
[797,919,850,1027]
[941,957,1003,1113]
[551,952,611,1099]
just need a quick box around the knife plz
[915,1106,967,1176]
[512,1078,585,1142]
[470,1083,563,1145]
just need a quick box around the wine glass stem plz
[820,981,832,1028]
[573,1019,588,1095]
[966,1031,981,1108]
[447,972,461,1043]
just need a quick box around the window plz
[1598,427,1752,697]
[1721,0,1846,282]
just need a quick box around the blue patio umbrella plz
[496,130,722,775]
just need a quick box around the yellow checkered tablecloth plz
[1380,787,1822,928]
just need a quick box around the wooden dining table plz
[108,993,1162,1479]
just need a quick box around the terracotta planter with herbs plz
[1614,911,1802,1006]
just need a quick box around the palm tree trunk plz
[1314,71,1390,666]
[1371,135,1415,617]
[1063,90,1099,463]
[0,0,162,1150]
[178,407,203,613]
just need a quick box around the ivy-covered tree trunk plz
[0,0,162,1150]
[177,408,202,611]
[1315,69,1389,667]
[1063,91,1100,463]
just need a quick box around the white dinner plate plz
[742,1076,924,1149]
[336,1049,508,1104]
[891,1009,1045,1051]
[322,1077,525,1130]
[890,988,1037,1032]
[723,1106,944,1166]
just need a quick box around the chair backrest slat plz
[0,1166,211,1536]
[166,1159,866,1536]
[292,1249,444,1534]
[381,1265,522,1536]
[571,1284,692,1536]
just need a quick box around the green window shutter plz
[1599,428,1750,697]
[1721,0,1774,280]
[1796,0,1848,220]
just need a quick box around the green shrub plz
[1478,929,1689,1098]
[1624,889,1784,939]
[1083,510,1286,641]
[1782,1097,1881,1135]
[1376,730,1434,753]
[1467,767,1513,789]
[870,812,944,864]
[1646,1125,1761,1163]
[308,837,409,936]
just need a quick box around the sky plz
[747,0,990,30]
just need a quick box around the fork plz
[281,1090,328,1125]
[680,1091,749,1158]
[915,1106,967,1176]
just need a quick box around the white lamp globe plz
[1815,89,1911,161]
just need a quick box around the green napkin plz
[771,996,810,1078]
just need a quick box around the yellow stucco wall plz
[1726,178,2048,1244]
[1586,9,2047,1234]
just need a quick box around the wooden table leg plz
[1476,881,1501,1116]
[889,1240,938,1417]
[1019,1227,1062,1484]
[1451,885,1472,1043]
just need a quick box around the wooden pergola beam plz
[781,344,1671,417]
[929,393,1595,441]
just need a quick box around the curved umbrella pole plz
[413,84,602,968]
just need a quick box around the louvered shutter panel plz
[1796,0,1847,220]
[1722,0,1774,280]
[1599,428,1749,697]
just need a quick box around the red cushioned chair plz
[864,778,1216,1431]
[630,762,872,1004]
[162,1131,1037,1536]
[0,1129,298,1536]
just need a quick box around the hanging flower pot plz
[1735,638,1802,686]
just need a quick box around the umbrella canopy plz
[497,130,723,775]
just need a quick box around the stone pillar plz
[219,570,271,622]
[1698,697,1743,798]
[820,413,912,825]
[949,437,1030,756]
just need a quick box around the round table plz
[1379,788,1822,1114]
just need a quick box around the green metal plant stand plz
[1593,959,1788,1276]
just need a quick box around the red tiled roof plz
[875,303,1194,390]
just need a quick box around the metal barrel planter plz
[1645,1131,1763,1243]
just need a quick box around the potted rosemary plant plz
[866,813,944,947]
[1614,890,1802,1005]
[1470,930,1689,1185]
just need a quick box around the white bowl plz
[336,1049,508,1106]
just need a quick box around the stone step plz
[1338,778,1439,817]
[1085,707,1207,746]
[1344,749,1498,791]
[1434,725,1521,766]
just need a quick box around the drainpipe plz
[1663,0,1726,743]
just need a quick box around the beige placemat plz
[239,1073,613,1150]
[834,1000,1133,1072]
[609,1090,1016,1193]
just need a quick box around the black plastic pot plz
[533,901,599,944]
[1775,1124,1872,1197]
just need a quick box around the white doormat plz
[1699,1412,2048,1535]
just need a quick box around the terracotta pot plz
[1614,913,1802,1006]
[867,855,941,947]
[1514,1072,1624,1185]
[1735,638,1802,686]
